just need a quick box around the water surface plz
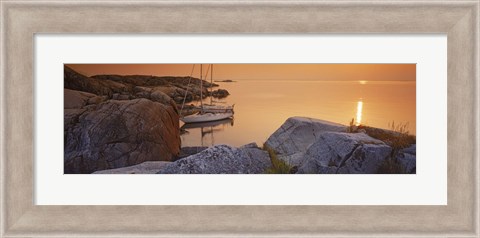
[180,80,416,147]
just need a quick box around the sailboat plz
[180,64,234,124]
[201,64,235,113]
[181,118,234,130]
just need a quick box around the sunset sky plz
[66,64,416,81]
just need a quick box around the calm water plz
[180,80,416,147]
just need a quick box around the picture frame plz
[1,0,478,237]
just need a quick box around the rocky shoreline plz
[64,66,415,174]
[94,117,416,174]
[64,66,229,173]
[65,66,229,105]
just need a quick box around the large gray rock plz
[265,117,346,166]
[265,117,416,174]
[402,144,416,155]
[64,98,180,173]
[396,144,416,173]
[176,146,209,160]
[93,161,172,174]
[64,89,97,109]
[240,142,259,149]
[337,143,393,174]
[87,95,108,105]
[133,86,178,113]
[157,144,271,174]
[64,108,86,128]
[64,66,129,96]
[298,132,392,174]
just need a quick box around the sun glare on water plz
[356,100,363,125]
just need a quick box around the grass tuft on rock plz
[360,121,415,153]
[346,118,357,133]
[347,119,415,152]
[263,143,294,174]
[346,119,415,174]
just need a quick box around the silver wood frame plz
[1,0,478,237]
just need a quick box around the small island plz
[214,79,236,83]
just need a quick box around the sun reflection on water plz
[356,100,363,125]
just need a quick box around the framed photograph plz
[62,63,417,175]
[1,0,478,237]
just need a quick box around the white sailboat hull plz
[181,118,233,129]
[201,104,234,113]
[181,112,233,123]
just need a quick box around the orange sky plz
[66,64,416,81]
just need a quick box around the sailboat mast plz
[210,64,213,105]
[200,64,204,112]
